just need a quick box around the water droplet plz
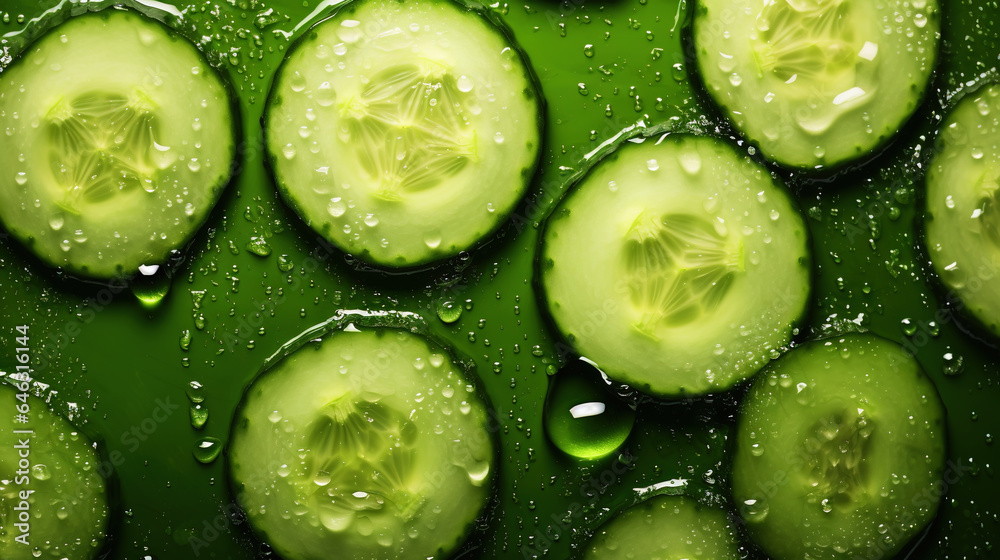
[190,404,209,429]
[14,172,27,185]
[179,329,192,351]
[456,75,474,92]
[246,236,272,257]
[493,132,505,144]
[193,437,222,464]
[900,318,917,337]
[436,300,463,324]
[131,268,171,308]
[316,82,335,107]
[646,159,659,171]
[583,44,595,58]
[543,359,635,460]
[678,150,701,175]
[186,381,205,403]
[328,197,346,217]
[31,464,51,481]
[942,352,964,376]
[671,62,686,82]
[277,254,294,271]
[48,214,64,231]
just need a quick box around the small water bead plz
[31,464,51,481]
[583,44,595,58]
[900,318,917,336]
[543,358,635,460]
[316,82,335,107]
[289,71,306,92]
[493,132,505,144]
[190,404,209,429]
[942,352,964,376]
[193,437,223,464]
[646,159,659,171]
[14,171,27,185]
[456,75,474,92]
[436,300,463,324]
[328,197,346,217]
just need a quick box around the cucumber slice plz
[0,9,237,279]
[692,0,940,170]
[537,134,810,397]
[925,84,1000,337]
[0,379,111,559]
[228,320,496,560]
[583,495,741,560]
[264,0,542,268]
[732,334,946,560]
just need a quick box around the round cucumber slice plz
[228,319,496,560]
[692,0,940,171]
[925,84,1000,337]
[732,334,946,560]
[537,134,811,397]
[0,9,237,279]
[583,495,741,560]
[264,0,542,268]
[0,380,111,559]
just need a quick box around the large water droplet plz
[193,437,222,464]
[436,300,462,324]
[131,267,171,308]
[543,359,635,460]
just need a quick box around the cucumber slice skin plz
[583,495,742,560]
[0,381,112,559]
[0,9,239,279]
[536,133,811,398]
[227,317,498,560]
[264,0,544,270]
[924,84,1000,338]
[731,334,946,560]
[691,0,940,172]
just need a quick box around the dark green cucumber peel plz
[689,0,941,173]
[226,311,499,560]
[731,334,947,560]
[0,378,115,560]
[263,0,545,271]
[535,129,812,398]
[0,8,241,280]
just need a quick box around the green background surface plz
[0,0,998,558]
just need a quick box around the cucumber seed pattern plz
[45,91,159,213]
[337,63,477,201]
[302,398,422,534]
[753,0,872,132]
[623,212,744,334]
[802,410,873,510]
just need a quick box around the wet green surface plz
[0,0,997,558]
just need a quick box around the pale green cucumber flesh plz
[693,0,939,170]
[0,9,237,278]
[265,0,542,268]
[925,84,1000,337]
[0,381,110,559]
[732,334,946,560]
[583,495,741,559]
[228,326,495,560]
[538,134,810,397]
